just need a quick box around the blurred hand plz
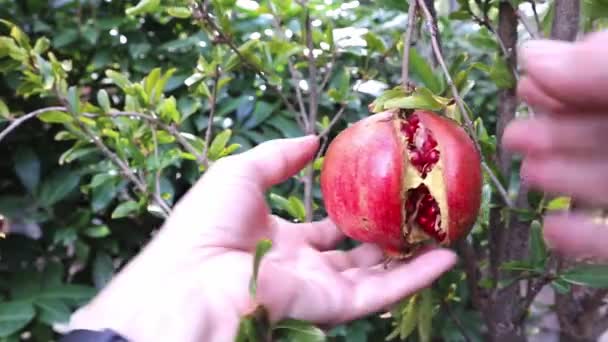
[503,30,608,261]
[67,135,457,342]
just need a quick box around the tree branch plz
[201,67,221,169]
[318,104,347,139]
[191,2,300,121]
[303,9,318,222]
[416,0,514,208]
[268,3,310,131]
[402,0,418,88]
[0,106,67,144]
[517,9,542,39]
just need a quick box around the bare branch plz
[318,104,347,139]
[529,0,541,33]
[304,9,318,222]
[0,106,67,144]
[319,51,337,92]
[416,0,514,208]
[150,125,164,212]
[268,3,310,131]
[402,0,418,88]
[517,9,542,39]
[456,239,484,310]
[201,67,221,169]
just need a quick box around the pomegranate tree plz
[320,108,482,257]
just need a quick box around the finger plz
[521,157,608,206]
[518,31,608,112]
[204,135,320,190]
[544,212,608,261]
[322,243,384,271]
[280,218,346,251]
[503,116,608,155]
[341,248,457,322]
[517,76,569,114]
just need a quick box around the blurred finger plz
[341,249,457,322]
[503,116,608,155]
[521,157,608,206]
[544,212,608,261]
[518,31,608,112]
[322,243,384,271]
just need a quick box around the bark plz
[551,0,581,42]
[485,3,527,341]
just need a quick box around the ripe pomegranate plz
[320,109,482,258]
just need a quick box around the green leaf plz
[449,10,472,20]
[37,170,80,207]
[111,201,140,219]
[83,225,111,239]
[0,99,9,119]
[33,37,50,54]
[208,129,232,160]
[249,239,273,297]
[410,48,442,94]
[383,87,446,111]
[167,6,192,18]
[545,196,571,211]
[91,180,118,212]
[417,289,433,342]
[93,252,114,289]
[551,278,571,294]
[67,86,80,114]
[500,260,537,272]
[126,0,161,16]
[159,96,180,123]
[363,32,386,54]
[38,110,73,123]
[529,220,547,268]
[398,297,418,340]
[273,319,327,342]
[105,70,131,91]
[38,285,96,304]
[13,147,40,193]
[561,264,608,288]
[0,301,35,337]
[97,89,111,112]
[287,196,306,222]
[35,299,71,325]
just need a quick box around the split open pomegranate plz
[320,109,482,257]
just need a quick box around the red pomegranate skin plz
[321,109,482,255]
[320,111,405,254]
[415,111,482,242]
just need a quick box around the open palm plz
[68,135,457,342]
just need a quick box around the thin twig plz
[402,0,418,88]
[0,106,67,143]
[191,3,300,120]
[201,67,221,168]
[456,239,484,310]
[150,125,164,210]
[529,0,542,33]
[77,117,172,216]
[442,298,473,342]
[268,2,310,131]
[318,104,347,139]
[417,0,514,208]
[517,9,542,39]
[319,51,337,92]
[303,9,318,222]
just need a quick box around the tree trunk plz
[485,3,527,341]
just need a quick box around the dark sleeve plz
[59,329,130,342]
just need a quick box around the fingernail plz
[519,40,573,72]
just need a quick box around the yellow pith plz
[393,113,450,247]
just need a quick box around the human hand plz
[503,30,608,261]
[67,135,457,342]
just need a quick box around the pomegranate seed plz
[408,115,419,125]
[427,150,440,163]
[417,215,429,227]
[427,205,438,216]
[410,151,422,165]
[423,138,437,151]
